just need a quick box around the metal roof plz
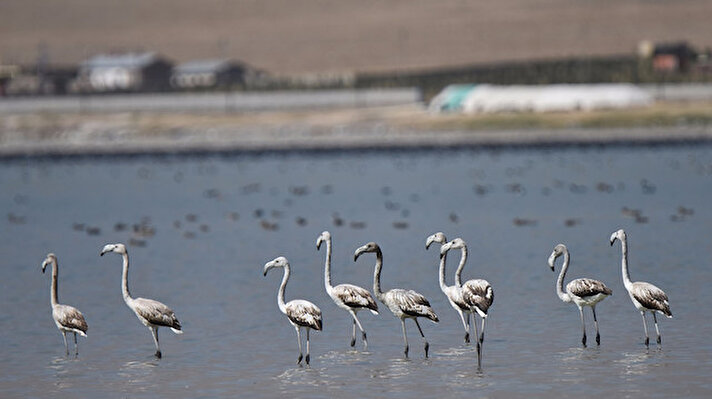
[82,52,163,69]
[173,59,241,74]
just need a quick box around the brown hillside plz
[1,0,711,74]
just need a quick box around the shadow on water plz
[48,356,79,391]
[615,348,669,377]
[274,366,328,391]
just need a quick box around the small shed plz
[652,42,697,73]
[171,59,251,90]
[76,52,172,93]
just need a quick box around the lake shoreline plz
[2,103,712,159]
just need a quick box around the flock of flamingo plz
[41,228,671,369]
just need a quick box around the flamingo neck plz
[454,245,468,287]
[323,238,333,291]
[121,252,133,304]
[372,248,385,301]
[620,237,633,288]
[50,259,59,306]
[277,265,289,314]
[556,249,571,302]
[438,252,449,293]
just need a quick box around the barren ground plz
[2,1,711,74]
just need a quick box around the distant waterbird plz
[548,244,612,346]
[41,253,88,356]
[609,229,672,347]
[317,231,378,350]
[354,241,438,358]
[100,243,182,358]
[264,256,323,365]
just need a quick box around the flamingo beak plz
[354,246,365,261]
[547,252,557,270]
[425,236,435,249]
[263,260,275,276]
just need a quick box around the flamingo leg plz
[73,332,79,356]
[478,315,487,369]
[306,328,311,365]
[471,312,482,367]
[150,326,162,358]
[457,309,470,343]
[351,318,357,347]
[400,318,409,357]
[350,310,368,349]
[641,312,650,347]
[295,326,303,364]
[465,313,472,344]
[62,331,69,356]
[578,306,587,347]
[472,312,480,342]
[592,306,601,345]
[653,312,662,345]
[414,318,430,358]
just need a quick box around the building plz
[73,52,172,93]
[0,64,20,96]
[1,64,75,96]
[652,42,697,73]
[171,59,257,90]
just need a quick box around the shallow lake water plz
[1,143,711,398]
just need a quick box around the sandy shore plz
[1,102,712,158]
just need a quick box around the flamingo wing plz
[286,299,323,330]
[54,304,88,335]
[133,297,182,330]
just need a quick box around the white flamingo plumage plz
[610,229,672,347]
[317,231,378,349]
[548,243,612,346]
[41,253,88,356]
[264,256,323,365]
[100,243,182,358]
[354,241,438,358]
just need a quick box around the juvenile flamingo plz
[100,243,182,358]
[317,231,378,349]
[548,243,612,346]
[437,236,493,367]
[41,253,88,356]
[354,241,438,358]
[610,229,672,347]
[264,256,323,365]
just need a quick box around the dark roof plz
[654,42,697,58]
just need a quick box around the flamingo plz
[317,231,378,349]
[100,243,182,358]
[354,241,438,358]
[264,256,323,365]
[41,253,88,356]
[425,232,471,343]
[437,236,494,367]
[548,243,612,346]
[610,229,672,347]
